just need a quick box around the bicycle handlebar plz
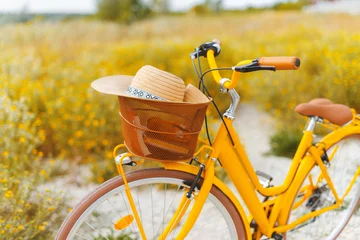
[202,40,300,89]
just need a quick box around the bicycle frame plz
[161,115,360,239]
[113,49,360,239]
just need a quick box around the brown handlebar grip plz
[258,57,300,70]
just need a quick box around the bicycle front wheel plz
[56,168,246,240]
[285,135,360,240]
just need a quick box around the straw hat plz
[91,65,210,104]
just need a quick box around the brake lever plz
[233,65,276,72]
[190,41,221,59]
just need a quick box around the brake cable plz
[191,48,235,147]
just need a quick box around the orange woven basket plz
[118,96,210,161]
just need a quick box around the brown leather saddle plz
[295,98,353,126]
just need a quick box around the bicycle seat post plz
[305,116,319,132]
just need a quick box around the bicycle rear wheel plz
[56,168,246,240]
[285,135,360,240]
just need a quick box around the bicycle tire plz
[284,135,360,240]
[56,168,246,240]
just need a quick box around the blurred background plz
[1,0,360,238]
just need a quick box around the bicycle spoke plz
[105,199,119,226]
[136,188,143,222]
[162,183,167,236]
[75,233,91,240]
[190,215,224,233]
[151,183,154,238]
[84,221,110,240]
[120,192,136,232]
[155,185,181,237]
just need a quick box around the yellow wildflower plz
[75,130,84,137]
[93,120,99,127]
[106,152,112,159]
[85,103,91,111]
[2,151,9,157]
[39,169,46,176]
[34,118,42,126]
[38,225,45,231]
[68,139,74,146]
[18,225,24,230]
[19,137,26,143]
[4,190,13,198]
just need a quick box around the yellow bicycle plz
[56,40,360,240]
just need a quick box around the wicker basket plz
[118,96,210,161]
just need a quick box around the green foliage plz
[0,95,42,169]
[190,4,211,15]
[272,0,312,11]
[96,0,152,24]
[93,230,139,240]
[269,128,303,158]
[0,96,66,239]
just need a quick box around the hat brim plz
[91,75,133,96]
[91,75,211,104]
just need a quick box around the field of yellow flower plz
[1,11,360,238]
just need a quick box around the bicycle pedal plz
[256,170,273,188]
[271,232,283,240]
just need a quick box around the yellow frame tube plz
[114,151,147,240]
[174,158,215,239]
[274,202,341,233]
[211,119,271,236]
[203,116,360,236]
[308,146,341,202]
[341,166,360,201]
[206,50,252,89]
[277,123,360,227]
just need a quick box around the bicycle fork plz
[160,158,216,239]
